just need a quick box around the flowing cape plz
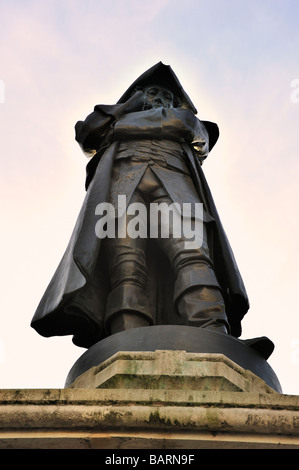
[31,103,249,348]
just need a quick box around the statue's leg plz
[103,237,152,334]
[108,310,150,335]
[138,166,230,333]
[103,190,152,335]
[154,205,229,334]
[176,285,229,334]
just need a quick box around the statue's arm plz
[75,91,145,156]
[75,109,113,156]
[162,108,210,160]
[113,107,210,160]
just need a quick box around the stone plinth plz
[0,350,299,449]
[0,386,299,449]
[68,350,276,393]
[64,326,282,392]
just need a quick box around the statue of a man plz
[31,62,249,348]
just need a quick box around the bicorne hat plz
[117,62,219,151]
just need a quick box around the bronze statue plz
[31,62,249,348]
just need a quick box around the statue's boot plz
[109,311,151,335]
[105,283,152,335]
[177,286,230,335]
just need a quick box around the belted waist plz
[115,139,190,174]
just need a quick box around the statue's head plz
[142,85,174,110]
[117,61,220,151]
[117,62,197,113]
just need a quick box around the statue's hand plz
[120,90,145,114]
[161,108,202,143]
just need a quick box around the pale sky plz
[0,0,299,394]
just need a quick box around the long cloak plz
[31,104,249,348]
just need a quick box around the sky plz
[0,0,299,395]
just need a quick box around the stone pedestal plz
[65,325,282,392]
[68,350,276,393]
[1,327,297,449]
[0,348,299,449]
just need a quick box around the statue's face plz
[143,85,174,109]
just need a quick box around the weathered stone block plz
[69,350,277,394]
